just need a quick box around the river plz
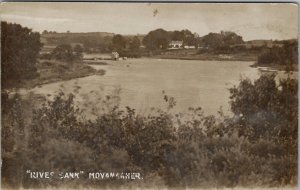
[22,58,296,115]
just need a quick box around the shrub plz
[257,40,298,70]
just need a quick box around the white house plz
[168,41,183,49]
[111,52,119,60]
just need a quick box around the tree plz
[181,29,196,46]
[51,44,74,62]
[143,29,199,50]
[1,21,42,88]
[200,31,244,49]
[112,34,126,51]
[51,44,84,62]
[73,44,83,59]
[142,29,170,50]
[172,30,184,41]
[229,74,297,152]
[129,36,141,50]
[257,40,298,70]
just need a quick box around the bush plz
[257,41,298,69]
[51,44,83,62]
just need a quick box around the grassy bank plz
[9,60,106,89]
[153,53,257,62]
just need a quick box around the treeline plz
[109,34,143,58]
[40,44,84,62]
[2,74,297,188]
[142,29,199,50]
[197,31,243,54]
[1,21,42,88]
[111,29,245,57]
[42,28,246,55]
[257,40,298,69]
[104,29,199,57]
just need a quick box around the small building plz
[111,52,119,60]
[168,41,183,49]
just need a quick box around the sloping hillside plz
[41,32,115,53]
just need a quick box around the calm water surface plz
[28,59,262,115]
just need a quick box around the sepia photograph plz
[1,2,298,189]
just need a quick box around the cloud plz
[1,14,72,23]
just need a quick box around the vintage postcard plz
[1,2,298,189]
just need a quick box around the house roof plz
[169,41,183,45]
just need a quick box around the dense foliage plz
[128,36,141,51]
[142,29,171,50]
[109,34,144,57]
[200,31,244,49]
[142,29,199,50]
[47,44,83,62]
[1,21,42,88]
[111,34,126,51]
[2,74,297,189]
[257,40,298,69]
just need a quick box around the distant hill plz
[41,32,115,53]
[124,34,145,42]
[40,32,148,53]
[41,32,115,45]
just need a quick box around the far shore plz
[149,52,258,62]
[83,50,258,62]
[150,56,256,62]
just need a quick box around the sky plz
[0,2,298,41]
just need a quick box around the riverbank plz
[6,60,106,90]
[250,62,298,72]
[151,52,257,61]
[83,60,109,65]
